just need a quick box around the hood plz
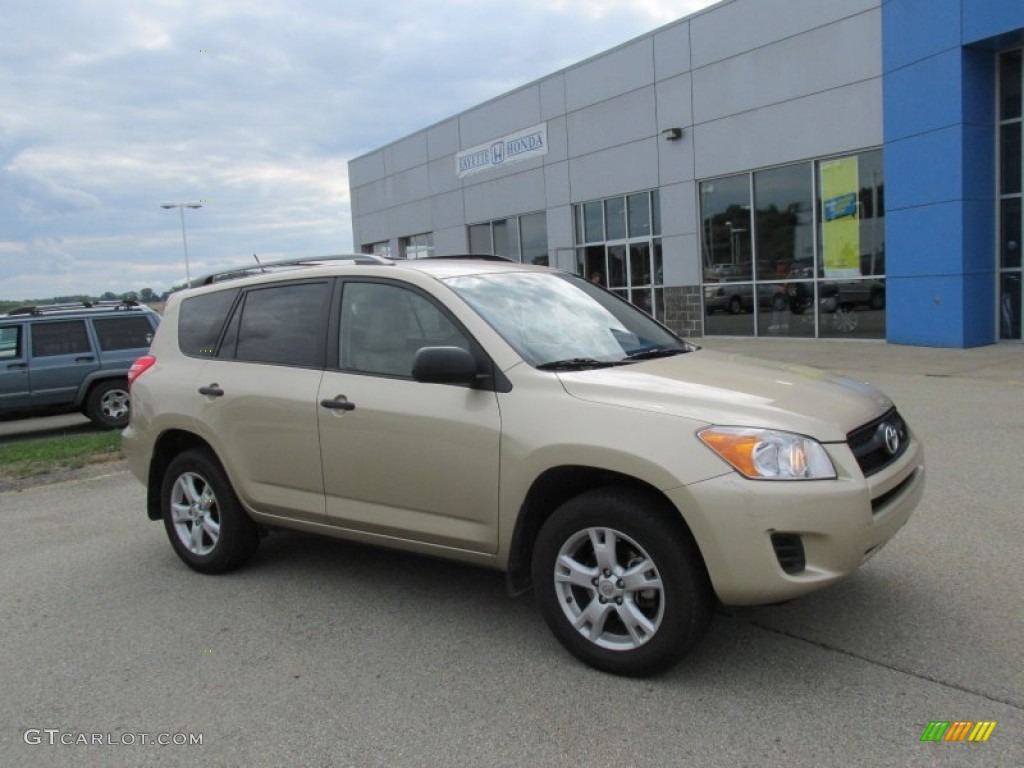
[556,349,892,442]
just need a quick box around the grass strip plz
[0,431,123,481]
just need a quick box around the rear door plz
[27,320,100,407]
[192,280,332,523]
[0,323,31,412]
[317,280,502,553]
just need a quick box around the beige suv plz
[123,255,924,676]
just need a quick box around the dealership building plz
[348,0,1024,347]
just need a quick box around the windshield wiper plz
[536,358,624,371]
[623,347,690,361]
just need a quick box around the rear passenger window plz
[233,282,330,367]
[179,289,239,357]
[31,321,91,357]
[93,316,154,350]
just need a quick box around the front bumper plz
[668,436,924,605]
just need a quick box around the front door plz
[317,280,501,553]
[0,324,31,412]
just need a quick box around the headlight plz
[698,427,836,480]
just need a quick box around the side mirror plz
[412,346,479,385]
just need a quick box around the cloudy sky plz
[1,0,717,300]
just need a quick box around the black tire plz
[728,296,742,315]
[160,449,259,574]
[84,379,131,430]
[531,487,712,677]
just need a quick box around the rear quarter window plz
[178,289,239,357]
[93,316,155,351]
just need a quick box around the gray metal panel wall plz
[347,0,883,290]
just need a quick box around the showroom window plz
[700,150,885,339]
[999,48,1022,340]
[468,212,549,265]
[573,190,664,320]
[361,241,392,259]
[400,233,434,259]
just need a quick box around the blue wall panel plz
[883,48,963,142]
[882,0,1020,346]
[882,0,961,72]
[962,0,1024,45]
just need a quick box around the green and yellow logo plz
[920,721,997,742]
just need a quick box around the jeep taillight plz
[127,355,156,386]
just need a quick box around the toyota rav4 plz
[123,255,924,676]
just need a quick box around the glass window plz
[361,241,392,258]
[178,289,239,357]
[583,201,603,243]
[401,233,434,259]
[1001,123,1022,195]
[699,174,753,282]
[520,212,548,266]
[605,197,626,241]
[340,282,468,377]
[493,219,519,259]
[630,242,652,286]
[702,151,885,338]
[0,325,22,359]
[573,191,664,318]
[1000,272,1022,340]
[1000,49,1022,120]
[754,163,813,281]
[31,321,91,357]
[234,282,330,367]
[628,192,651,238]
[92,317,154,351]
[652,190,661,236]
[1000,198,1021,270]
[469,224,491,254]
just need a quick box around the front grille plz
[771,533,806,574]
[847,408,909,477]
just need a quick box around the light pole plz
[161,202,202,285]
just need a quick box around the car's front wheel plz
[160,449,259,574]
[532,488,712,676]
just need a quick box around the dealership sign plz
[456,123,548,179]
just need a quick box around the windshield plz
[444,271,691,368]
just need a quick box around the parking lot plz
[2,339,1022,767]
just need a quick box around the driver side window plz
[340,283,470,377]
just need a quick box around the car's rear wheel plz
[160,449,259,574]
[84,379,130,429]
[532,488,712,676]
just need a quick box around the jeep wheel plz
[84,379,131,429]
[161,449,259,574]
[532,488,712,676]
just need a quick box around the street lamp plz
[161,202,202,285]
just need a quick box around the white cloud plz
[0,0,717,298]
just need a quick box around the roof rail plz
[421,254,515,262]
[193,254,393,286]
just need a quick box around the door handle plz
[198,385,224,397]
[6,363,27,370]
[75,356,95,363]
[320,397,355,411]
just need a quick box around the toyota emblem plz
[883,424,900,455]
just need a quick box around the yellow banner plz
[820,158,861,277]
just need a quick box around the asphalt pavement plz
[1,338,1022,767]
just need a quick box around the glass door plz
[999,49,1022,340]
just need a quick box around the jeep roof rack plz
[193,254,393,286]
[2,299,143,316]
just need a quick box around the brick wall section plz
[663,286,704,338]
